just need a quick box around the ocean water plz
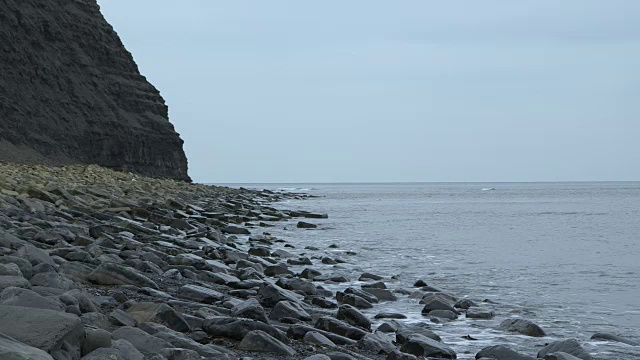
[231,182,640,359]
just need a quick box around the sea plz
[223,182,640,359]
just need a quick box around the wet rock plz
[277,277,317,295]
[111,326,173,355]
[0,305,83,357]
[466,307,495,319]
[231,298,269,324]
[399,334,456,359]
[413,280,428,287]
[455,298,477,309]
[304,331,336,346]
[475,345,536,360]
[264,263,294,277]
[314,317,368,340]
[0,333,54,360]
[257,282,304,307]
[312,296,338,309]
[238,330,296,355]
[342,288,378,304]
[88,263,158,289]
[305,355,332,360]
[177,284,224,304]
[222,225,250,235]
[358,332,397,354]
[359,273,384,281]
[499,318,546,337]
[427,309,458,320]
[396,327,441,344]
[300,267,322,279]
[340,293,373,309]
[269,300,312,322]
[287,324,357,346]
[537,339,593,360]
[421,299,459,315]
[387,350,418,360]
[377,322,400,333]
[543,352,584,360]
[297,221,317,229]
[362,288,398,301]
[337,304,372,331]
[202,316,288,342]
[375,313,407,319]
[590,332,639,346]
[126,302,190,332]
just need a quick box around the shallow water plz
[231,182,640,359]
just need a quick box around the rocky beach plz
[0,163,635,360]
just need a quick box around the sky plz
[97,1,640,183]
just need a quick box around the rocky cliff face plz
[0,0,190,181]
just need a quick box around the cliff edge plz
[0,0,191,181]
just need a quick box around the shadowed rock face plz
[0,0,190,181]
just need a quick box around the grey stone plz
[358,332,397,354]
[0,263,23,277]
[159,348,201,360]
[109,309,138,327]
[29,272,74,290]
[304,331,336,346]
[544,352,584,360]
[476,345,537,360]
[81,327,112,356]
[0,305,83,357]
[257,282,304,307]
[111,339,144,360]
[362,288,398,301]
[499,318,546,337]
[111,326,172,355]
[0,333,54,360]
[0,256,32,279]
[314,317,368,341]
[238,330,296,355]
[269,300,312,322]
[0,276,31,292]
[15,244,55,266]
[590,332,639,346]
[466,307,495,319]
[88,263,158,289]
[177,284,224,304]
[399,334,456,359]
[537,339,593,360]
[81,348,125,360]
[337,304,371,331]
[203,316,288,343]
[126,302,190,333]
[231,298,269,323]
[0,287,65,311]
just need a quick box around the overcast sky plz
[98,1,640,183]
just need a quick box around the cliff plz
[0,0,191,181]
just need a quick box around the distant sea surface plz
[221,182,640,359]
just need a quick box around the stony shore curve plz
[0,163,633,360]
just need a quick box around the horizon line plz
[203,180,640,185]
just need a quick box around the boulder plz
[111,339,145,360]
[87,263,158,289]
[0,333,54,360]
[537,339,593,360]
[0,305,83,358]
[362,288,398,301]
[231,298,269,324]
[177,284,224,304]
[499,318,546,337]
[297,221,317,229]
[337,304,372,331]
[543,352,584,360]
[0,257,32,279]
[466,308,495,319]
[287,324,357,346]
[387,350,418,360]
[81,348,125,359]
[358,332,397,354]
[126,302,190,333]
[304,331,336,346]
[0,287,65,311]
[159,348,202,360]
[396,327,441,344]
[29,272,74,290]
[314,317,368,341]
[257,282,303,307]
[475,345,536,360]
[111,326,173,355]
[0,276,31,292]
[421,299,459,315]
[340,294,373,309]
[399,334,456,359]
[81,327,112,356]
[269,300,311,322]
[15,245,55,266]
[202,316,288,343]
[590,332,639,346]
[109,309,138,327]
[238,330,296,355]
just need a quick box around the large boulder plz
[257,282,304,307]
[399,334,456,359]
[314,317,368,341]
[238,330,296,356]
[202,316,288,343]
[0,276,31,292]
[590,332,639,346]
[126,302,190,333]
[111,326,172,355]
[177,284,224,304]
[269,300,311,322]
[358,332,397,354]
[336,305,371,331]
[499,318,546,337]
[87,263,158,289]
[536,339,593,360]
[231,298,269,324]
[0,305,83,358]
[475,345,536,360]
[0,287,65,311]
[0,333,54,360]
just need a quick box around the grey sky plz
[98,1,640,183]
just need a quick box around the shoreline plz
[0,164,636,359]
